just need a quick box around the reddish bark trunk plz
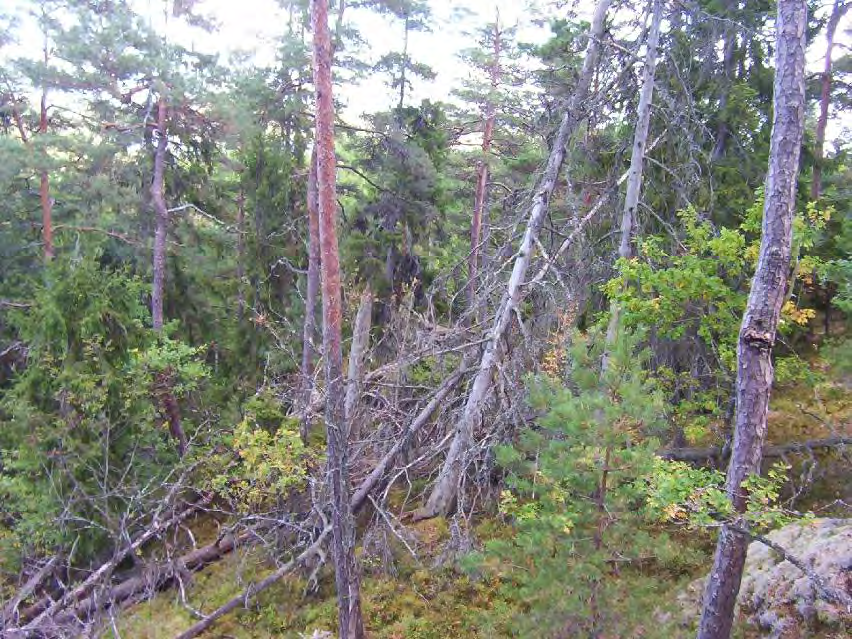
[311,0,366,636]
[467,16,501,315]
[697,2,807,637]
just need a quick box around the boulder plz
[670,519,851,637]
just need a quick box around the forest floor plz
[111,346,852,639]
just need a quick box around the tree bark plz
[345,284,373,443]
[697,2,807,637]
[603,0,663,364]
[311,0,366,636]
[300,148,321,442]
[810,0,848,200]
[468,16,501,316]
[418,0,613,520]
[711,0,737,163]
[39,89,53,261]
[237,185,246,319]
[151,95,168,332]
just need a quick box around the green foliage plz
[207,391,310,512]
[603,198,826,428]
[0,258,207,565]
[472,327,689,636]
[646,460,807,532]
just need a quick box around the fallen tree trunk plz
[13,493,213,630]
[174,526,332,639]
[660,436,852,463]
[10,366,470,635]
[8,528,255,636]
[1,556,59,627]
[418,0,614,520]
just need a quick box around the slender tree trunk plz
[468,15,501,317]
[39,88,53,261]
[418,0,613,520]
[237,185,246,319]
[697,2,807,637]
[398,14,409,114]
[300,148,321,442]
[148,94,187,456]
[711,0,737,163]
[311,1,365,636]
[811,0,848,200]
[151,95,168,332]
[603,0,664,363]
[345,284,373,443]
[39,35,53,261]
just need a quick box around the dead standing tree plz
[697,1,807,637]
[603,0,664,364]
[416,0,614,520]
[311,0,366,636]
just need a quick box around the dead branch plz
[659,436,852,462]
[173,526,332,639]
[17,493,213,629]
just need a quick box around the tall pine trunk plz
[39,84,53,261]
[697,2,807,637]
[151,95,168,332]
[467,16,501,316]
[149,93,187,456]
[711,0,737,163]
[311,1,365,636]
[417,0,613,520]
[811,0,848,200]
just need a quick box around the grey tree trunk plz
[603,0,664,363]
[151,95,168,332]
[697,2,807,637]
[345,284,373,443]
[300,148,321,442]
[811,0,848,200]
[711,0,737,163]
[311,0,365,636]
[417,0,613,520]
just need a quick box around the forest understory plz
[1,0,851,638]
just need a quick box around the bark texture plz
[311,0,366,636]
[345,284,373,443]
[811,0,848,200]
[697,2,807,637]
[151,95,168,331]
[418,0,613,520]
